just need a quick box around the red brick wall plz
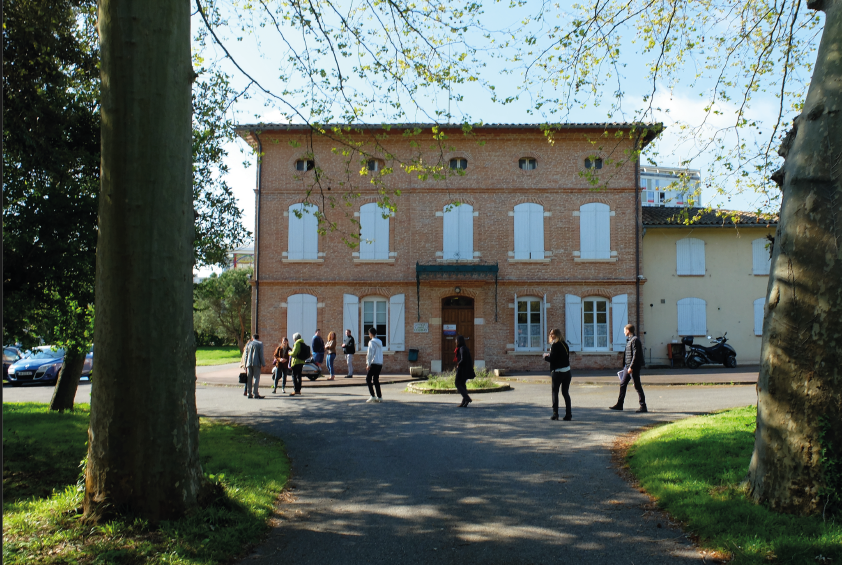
[249,126,642,373]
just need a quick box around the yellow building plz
[641,208,777,366]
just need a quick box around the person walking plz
[244,333,265,399]
[610,324,648,413]
[324,331,338,380]
[342,329,356,378]
[454,335,475,408]
[312,329,325,368]
[365,327,383,403]
[240,336,252,396]
[272,337,291,394]
[543,328,572,421]
[289,332,307,396]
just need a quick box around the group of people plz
[239,327,387,402]
[240,322,648,419]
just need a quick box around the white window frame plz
[513,203,545,260]
[582,297,610,351]
[449,158,467,170]
[752,238,772,275]
[295,159,314,172]
[579,202,611,259]
[515,296,545,351]
[519,158,537,170]
[676,238,705,275]
[361,296,389,350]
[359,203,391,260]
[288,203,319,260]
[677,297,707,336]
[442,203,474,261]
[366,159,381,172]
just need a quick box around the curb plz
[495,377,756,386]
[406,382,512,394]
[197,377,423,389]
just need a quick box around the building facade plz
[641,207,776,366]
[640,165,700,207]
[237,124,659,373]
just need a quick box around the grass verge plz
[626,405,841,564]
[2,402,290,565]
[196,346,242,366]
[414,368,501,390]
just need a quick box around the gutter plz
[642,223,779,229]
[253,131,263,335]
[635,142,641,333]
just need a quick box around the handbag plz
[238,372,247,384]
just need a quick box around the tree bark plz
[49,349,86,412]
[84,0,202,523]
[748,0,842,515]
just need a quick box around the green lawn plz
[2,402,290,565]
[195,346,242,366]
[413,368,501,390]
[627,405,841,564]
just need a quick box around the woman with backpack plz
[454,335,475,408]
[289,332,309,396]
[543,328,572,421]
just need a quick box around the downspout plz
[634,138,641,334]
[253,131,263,335]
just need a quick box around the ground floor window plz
[362,297,387,348]
[516,298,543,350]
[583,298,609,350]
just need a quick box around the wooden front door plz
[441,296,475,372]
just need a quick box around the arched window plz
[676,238,705,275]
[359,203,391,260]
[288,203,318,260]
[677,297,707,335]
[449,157,467,170]
[287,294,317,344]
[579,203,611,259]
[518,157,537,170]
[513,203,544,259]
[584,157,603,169]
[442,203,473,260]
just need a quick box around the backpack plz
[296,342,311,361]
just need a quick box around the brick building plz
[235,123,661,373]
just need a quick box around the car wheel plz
[724,355,737,368]
[685,356,702,369]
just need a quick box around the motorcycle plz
[301,358,323,381]
[682,333,737,369]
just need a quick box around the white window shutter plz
[288,204,305,260]
[611,294,628,351]
[302,207,318,260]
[677,238,704,275]
[678,297,706,335]
[389,294,406,351]
[442,207,458,259]
[513,204,529,259]
[692,298,707,335]
[595,204,611,259]
[287,294,303,338]
[375,211,390,260]
[343,294,359,339]
[359,203,376,259]
[300,294,318,342]
[529,204,545,259]
[691,239,705,275]
[752,238,771,275]
[542,293,548,352]
[579,204,596,259]
[754,297,765,335]
[565,294,582,351]
[458,204,473,260]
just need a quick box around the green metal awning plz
[415,262,499,321]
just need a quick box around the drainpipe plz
[634,139,641,333]
[253,131,263,335]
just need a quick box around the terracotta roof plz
[642,207,778,227]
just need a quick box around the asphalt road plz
[4,379,757,564]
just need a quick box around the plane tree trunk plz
[748,0,842,515]
[84,0,202,523]
[49,349,86,412]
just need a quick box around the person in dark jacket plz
[610,324,648,412]
[312,329,325,367]
[454,335,475,407]
[342,329,356,378]
[543,328,572,420]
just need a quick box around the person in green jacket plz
[289,332,306,396]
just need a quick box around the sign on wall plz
[443,324,457,336]
[413,323,429,333]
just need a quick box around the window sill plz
[577,351,621,355]
[506,351,547,356]
[282,259,324,263]
[437,258,480,263]
[507,259,551,263]
[353,259,395,264]
[573,258,617,263]
[676,273,705,277]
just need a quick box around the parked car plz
[3,347,24,379]
[6,346,93,386]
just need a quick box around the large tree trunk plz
[748,0,842,515]
[84,0,202,523]
[49,348,86,412]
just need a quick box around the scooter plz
[302,358,323,381]
[682,333,738,369]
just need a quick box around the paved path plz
[4,378,757,564]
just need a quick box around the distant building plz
[640,165,701,207]
[228,246,254,270]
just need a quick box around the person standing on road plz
[325,331,337,380]
[342,329,356,378]
[289,332,307,396]
[454,335,475,408]
[365,327,383,403]
[312,329,325,368]
[543,328,572,421]
[244,333,265,399]
[610,324,648,413]
[240,336,252,396]
[272,337,291,394]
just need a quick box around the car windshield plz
[3,349,19,362]
[29,347,65,360]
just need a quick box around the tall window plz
[582,297,609,350]
[442,203,473,260]
[287,294,317,344]
[752,238,772,275]
[519,158,537,170]
[362,297,388,348]
[579,203,611,259]
[288,203,319,260]
[516,298,543,350]
[513,203,545,259]
[677,297,707,335]
[676,238,705,275]
[359,203,391,260]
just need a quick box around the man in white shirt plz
[365,327,384,403]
